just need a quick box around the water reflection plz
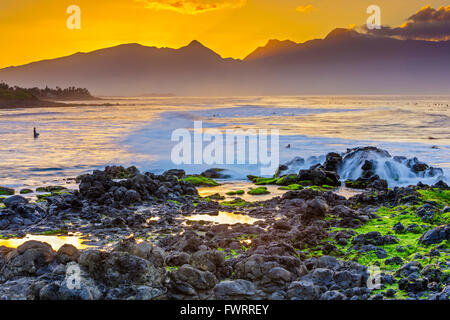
[0,234,92,250]
[185,211,261,225]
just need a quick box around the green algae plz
[248,187,270,195]
[182,176,220,187]
[279,184,303,190]
[226,190,245,196]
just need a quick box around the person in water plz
[33,128,39,138]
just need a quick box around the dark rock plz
[418,225,449,245]
[214,280,256,300]
[3,195,28,208]
[2,241,56,280]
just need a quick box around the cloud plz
[295,4,318,14]
[136,0,246,15]
[366,5,450,41]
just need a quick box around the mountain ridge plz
[1,28,449,95]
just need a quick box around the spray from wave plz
[279,147,447,187]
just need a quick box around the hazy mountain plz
[0,29,449,95]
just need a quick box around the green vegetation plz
[218,247,241,260]
[298,180,312,186]
[344,179,368,189]
[36,186,67,193]
[417,189,450,207]
[167,200,182,205]
[36,194,53,202]
[226,190,245,196]
[182,175,220,187]
[0,82,93,101]
[279,184,303,190]
[248,187,270,195]
[306,185,337,192]
[0,186,14,196]
[275,175,299,186]
[254,178,278,185]
[221,198,249,207]
[208,193,225,200]
[166,266,180,272]
[295,189,450,298]
[37,229,68,236]
[19,189,33,194]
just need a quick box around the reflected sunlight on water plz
[185,211,262,225]
[0,234,92,250]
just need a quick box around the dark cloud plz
[366,5,450,41]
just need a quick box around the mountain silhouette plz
[0,28,449,95]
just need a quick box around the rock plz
[214,280,256,300]
[418,225,449,245]
[398,278,428,293]
[352,232,398,246]
[163,169,186,179]
[0,186,15,196]
[385,256,403,265]
[168,265,217,293]
[297,168,340,187]
[287,280,319,300]
[323,153,342,172]
[320,290,347,300]
[190,250,225,273]
[333,270,363,289]
[316,256,340,271]
[123,190,141,204]
[274,220,291,230]
[268,267,292,283]
[166,252,190,267]
[2,241,56,280]
[385,288,396,297]
[3,195,28,208]
[79,249,164,287]
[155,186,169,199]
[57,244,80,264]
[310,268,334,286]
[302,198,329,222]
[405,224,422,234]
[104,165,140,179]
[392,222,405,233]
[201,169,222,179]
[395,261,422,278]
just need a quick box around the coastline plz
[0,148,448,300]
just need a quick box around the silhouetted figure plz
[286,144,291,148]
[33,128,39,139]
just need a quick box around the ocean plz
[0,95,449,188]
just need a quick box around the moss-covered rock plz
[345,179,368,189]
[226,190,245,196]
[19,189,33,194]
[275,175,299,186]
[248,187,270,195]
[182,175,220,187]
[279,184,303,191]
[0,186,14,196]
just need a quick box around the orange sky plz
[0,0,447,68]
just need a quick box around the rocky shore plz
[0,147,448,300]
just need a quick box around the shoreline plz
[0,147,448,300]
[0,98,117,110]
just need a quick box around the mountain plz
[0,29,449,95]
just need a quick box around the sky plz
[0,0,448,68]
